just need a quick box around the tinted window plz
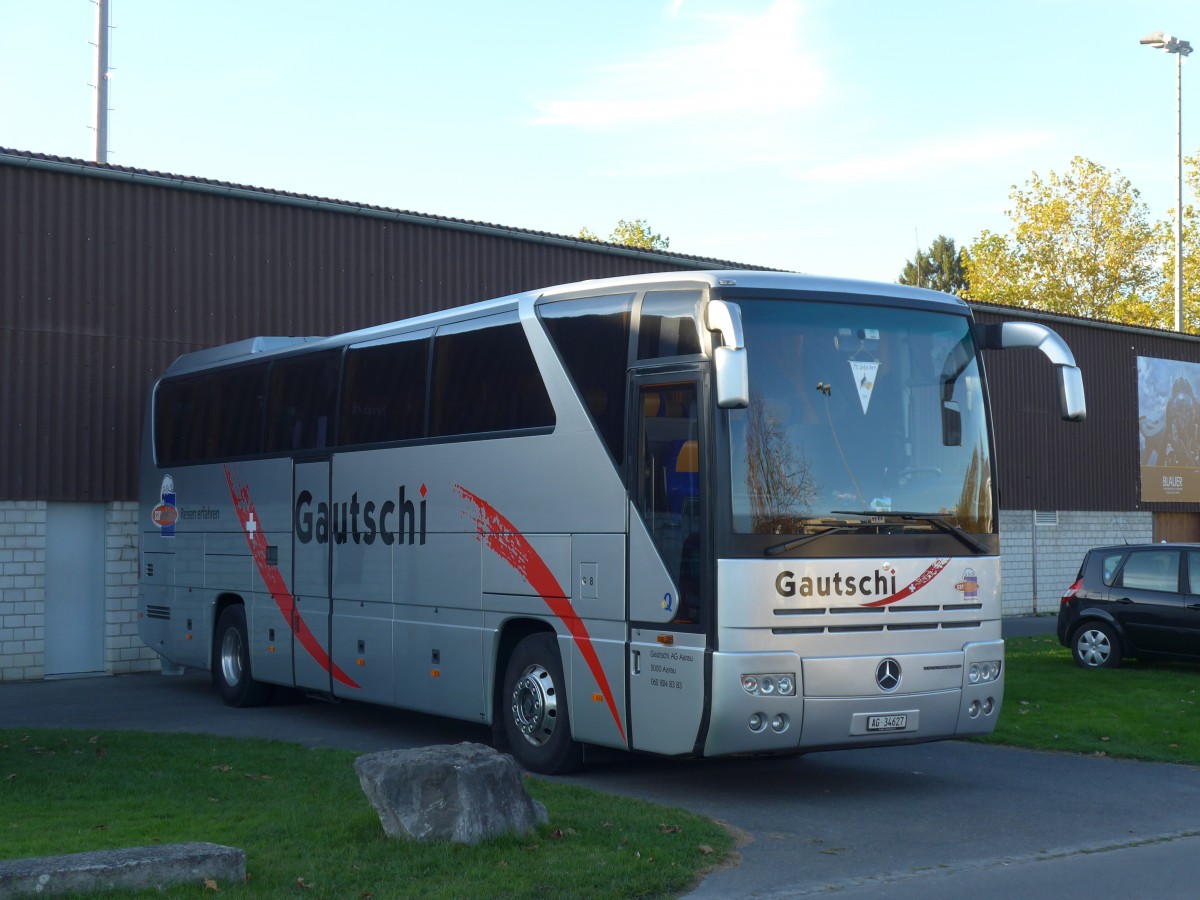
[637,289,703,359]
[341,335,429,445]
[430,314,554,437]
[540,293,633,463]
[205,364,268,458]
[266,351,341,452]
[1101,553,1124,586]
[154,376,207,465]
[1190,551,1200,595]
[1119,550,1181,592]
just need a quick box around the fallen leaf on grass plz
[91,824,107,831]
[296,877,313,889]
[697,845,714,855]
[203,878,219,892]
[211,765,233,773]
[657,824,682,834]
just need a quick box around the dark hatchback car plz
[1058,543,1200,668]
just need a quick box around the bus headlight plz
[741,673,797,697]
[968,661,1002,685]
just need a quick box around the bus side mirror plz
[706,299,750,409]
[714,346,750,409]
[1058,364,1086,422]
[975,321,1087,422]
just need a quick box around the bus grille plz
[771,603,982,635]
[145,605,171,621]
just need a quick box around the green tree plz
[1151,152,1200,332]
[964,156,1166,326]
[898,235,969,295]
[577,219,670,251]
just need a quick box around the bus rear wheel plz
[502,632,582,775]
[214,605,272,707]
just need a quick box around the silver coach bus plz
[138,271,1085,774]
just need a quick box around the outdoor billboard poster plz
[1139,356,1200,502]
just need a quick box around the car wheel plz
[1071,620,1121,669]
[213,605,273,706]
[502,632,583,775]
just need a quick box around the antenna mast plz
[93,0,111,163]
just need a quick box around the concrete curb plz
[0,842,245,898]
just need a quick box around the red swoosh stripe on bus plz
[224,466,361,689]
[455,484,628,745]
[860,558,952,608]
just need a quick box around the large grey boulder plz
[353,743,549,844]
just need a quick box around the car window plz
[1189,550,1200,595]
[1118,550,1181,593]
[1101,553,1124,586]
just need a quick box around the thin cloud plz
[533,1,826,129]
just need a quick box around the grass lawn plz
[0,730,733,899]
[979,633,1200,765]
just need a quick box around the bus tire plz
[214,605,272,707]
[502,632,583,775]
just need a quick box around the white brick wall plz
[998,510,1153,616]
[106,502,159,674]
[0,500,159,682]
[0,501,46,680]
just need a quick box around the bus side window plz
[154,375,208,466]
[539,292,634,465]
[637,290,703,360]
[204,364,268,459]
[265,350,340,452]
[341,336,429,445]
[430,314,554,437]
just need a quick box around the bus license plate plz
[867,714,908,732]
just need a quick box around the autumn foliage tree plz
[963,156,1168,327]
[1151,153,1200,331]
[578,218,671,251]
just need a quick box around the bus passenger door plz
[628,376,711,756]
[293,459,333,693]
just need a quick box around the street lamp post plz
[1140,31,1192,333]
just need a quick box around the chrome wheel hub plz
[510,663,558,746]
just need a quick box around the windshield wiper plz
[764,525,855,557]
[830,510,990,555]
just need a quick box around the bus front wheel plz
[214,605,272,707]
[502,632,582,775]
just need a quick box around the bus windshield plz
[728,298,993,536]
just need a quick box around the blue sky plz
[2,0,1197,283]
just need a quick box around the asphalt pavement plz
[8,614,1200,898]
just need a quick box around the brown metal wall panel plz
[974,307,1200,512]
[1,154,710,502]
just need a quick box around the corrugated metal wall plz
[1,152,727,502]
[8,148,1200,514]
[973,306,1200,512]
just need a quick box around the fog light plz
[968,660,1002,685]
[968,700,980,718]
[982,697,995,715]
[770,714,789,733]
[741,672,797,697]
[749,713,766,732]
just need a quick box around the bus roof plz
[160,270,968,378]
